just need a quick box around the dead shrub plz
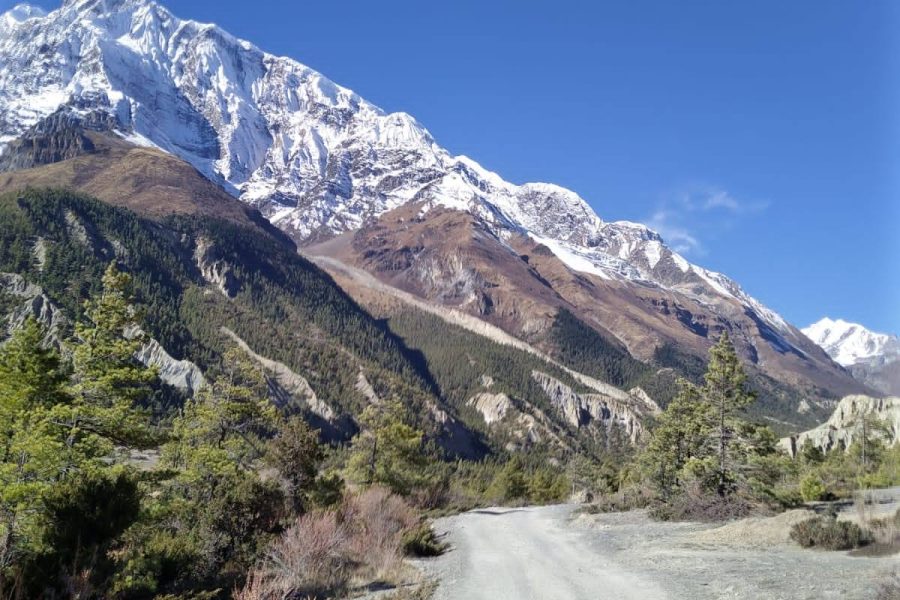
[235,486,422,599]
[650,483,752,522]
[341,486,418,577]
[877,570,900,600]
[585,486,654,514]
[236,511,351,599]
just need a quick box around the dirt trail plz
[422,504,898,600]
[423,505,667,600]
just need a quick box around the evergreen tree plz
[640,378,713,498]
[265,416,324,515]
[68,262,158,448]
[0,320,73,587]
[72,263,157,402]
[0,317,67,413]
[703,332,756,496]
[346,400,430,495]
[0,279,154,595]
[164,346,278,490]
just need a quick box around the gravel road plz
[423,505,667,600]
[421,504,899,600]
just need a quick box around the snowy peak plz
[803,318,900,367]
[0,0,809,355]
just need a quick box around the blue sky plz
[6,0,899,334]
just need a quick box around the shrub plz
[401,522,447,557]
[237,511,351,599]
[341,486,418,577]
[876,570,900,600]
[235,486,421,599]
[789,515,867,550]
[799,474,827,502]
[584,486,654,514]
[648,483,751,522]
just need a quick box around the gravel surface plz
[421,504,899,600]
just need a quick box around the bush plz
[234,487,422,600]
[648,483,752,522]
[401,522,447,557]
[799,474,827,502]
[789,515,867,550]
[584,486,654,514]
[235,486,420,599]
[341,486,418,577]
[239,511,351,599]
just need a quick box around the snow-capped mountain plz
[803,319,900,396]
[804,318,900,367]
[0,0,843,378]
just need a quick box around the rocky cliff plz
[780,395,900,457]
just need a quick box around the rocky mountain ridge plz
[0,0,813,344]
[0,0,869,426]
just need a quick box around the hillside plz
[0,186,495,450]
[0,146,661,457]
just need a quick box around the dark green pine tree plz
[703,331,756,496]
[0,316,68,413]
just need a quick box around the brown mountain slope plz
[308,201,869,430]
[0,127,260,227]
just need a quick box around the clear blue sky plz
[8,0,900,334]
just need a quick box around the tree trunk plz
[718,394,726,497]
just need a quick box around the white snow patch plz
[671,252,690,272]
[644,241,662,269]
[530,234,611,280]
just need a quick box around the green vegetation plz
[586,332,900,535]
[584,333,793,520]
[0,188,437,425]
[0,264,453,598]
[385,307,633,461]
[790,514,866,550]
[548,308,652,389]
[638,334,781,519]
[0,189,584,597]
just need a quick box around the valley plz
[0,1,896,599]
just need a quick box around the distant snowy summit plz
[804,318,900,396]
[803,318,900,367]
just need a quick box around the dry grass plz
[854,493,900,549]
[235,487,423,600]
[877,570,900,600]
[0,132,256,225]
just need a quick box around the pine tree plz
[164,346,278,490]
[703,331,756,496]
[61,263,160,453]
[0,319,72,585]
[265,416,324,515]
[0,282,155,593]
[346,400,430,495]
[0,317,67,414]
[640,378,713,498]
[71,263,157,408]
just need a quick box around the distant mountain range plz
[804,318,900,396]
[0,0,872,436]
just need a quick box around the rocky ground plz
[414,501,899,600]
